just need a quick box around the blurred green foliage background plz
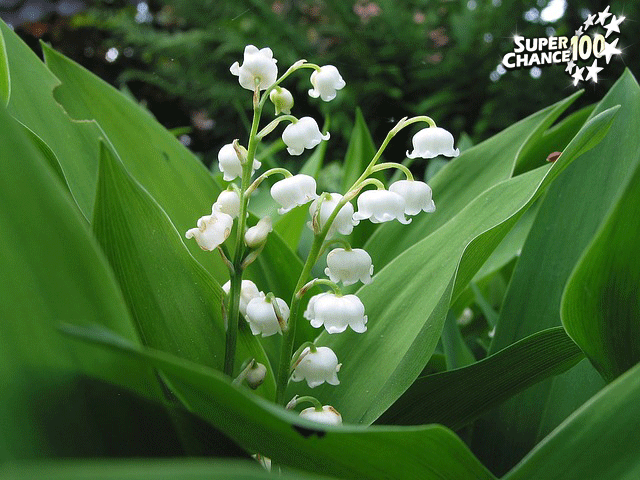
[5,0,638,167]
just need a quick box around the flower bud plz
[389,179,435,215]
[292,346,341,388]
[269,87,294,115]
[185,206,234,251]
[308,193,356,237]
[245,295,289,337]
[352,190,411,224]
[218,143,261,182]
[282,117,329,156]
[245,362,267,389]
[406,126,459,159]
[299,405,342,425]
[230,45,278,91]
[245,216,272,248]
[271,174,318,214]
[304,292,367,334]
[308,65,346,101]
[325,248,373,286]
[222,279,263,316]
[214,189,241,218]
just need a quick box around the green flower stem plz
[256,115,298,139]
[259,62,320,110]
[275,232,325,404]
[223,85,264,377]
[297,278,341,298]
[273,115,432,400]
[287,395,323,411]
[371,162,415,181]
[319,237,351,256]
[245,167,292,196]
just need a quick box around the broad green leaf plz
[562,150,640,382]
[62,325,496,480]
[0,103,163,459]
[364,91,582,270]
[0,460,331,480]
[273,205,307,252]
[513,103,596,175]
[441,311,476,369]
[472,70,639,474]
[0,26,8,105]
[93,143,274,395]
[0,21,104,218]
[378,327,583,428]
[503,361,640,480]
[289,102,616,426]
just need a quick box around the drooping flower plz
[222,279,263,316]
[406,126,459,159]
[304,292,367,334]
[245,362,267,390]
[389,179,435,215]
[299,405,343,425]
[214,189,241,218]
[282,117,329,156]
[308,65,346,101]
[245,295,289,337]
[230,45,278,91]
[271,174,318,214]
[352,189,411,224]
[269,87,294,115]
[218,143,261,181]
[292,346,341,388]
[325,248,373,286]
[308,193,356,237]
[185,206,234,251]
[245,216,273,248]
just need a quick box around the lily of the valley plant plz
[186,44,459,423]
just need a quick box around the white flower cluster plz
[184,44,460,426]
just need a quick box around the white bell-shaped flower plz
[230,45,278,91]
[271,174,318,214]
[222,279,263,316]
[299,405,343,425]
[308,65,346,101]
[245,216,272,248]
[292,346,341,388]
[352,190,411,224]
[269,87,294,115]
[218,143,261,182]
[282,117,330,156]
[245,295,289,337]
[214,189,241,218]
[406,126,460,159]
[304,292,367,334]
[389,180,435,215]
[325,248,373,286]
[308,193,356,237]
[185,206,234,251]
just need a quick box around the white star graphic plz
[584,13,597,30]
[572,66,584,86]
[565,60,576,73]
[585,59,603,83]
[597,6,612,25]
[604,15,625,38]
[575,26,584,36]
[601,38,622,64]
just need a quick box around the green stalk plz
[223,86,264,376]
[273,116,429,403]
